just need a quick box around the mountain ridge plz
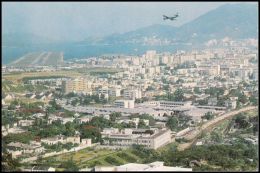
[79,3,257,45]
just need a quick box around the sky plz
[2,2,256,42]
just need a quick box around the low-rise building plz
[22,166,55,172]
[207,97,218,106]
[101,128,171,149]
[225,97,237,109]
[93,161,192,171]
[18,120,34,127]
[41,135,80,145]
[7,142,45,158]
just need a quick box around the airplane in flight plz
[163,13,179,21]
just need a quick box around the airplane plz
[163,13,179,21]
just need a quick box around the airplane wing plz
[163,15,168,20]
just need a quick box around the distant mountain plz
[80,3,258,46]
[2,32,56,47]
[177,3,258,42]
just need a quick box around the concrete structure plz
[208,97,218,106]
[7,142,45,158]
[62,78,91,94]
[123,89,142,100]
[93,161,192,171]
[18,120,34,127]
[22,166,55,172]
[98,87,121,97]
[114,100,135,108]
[41,135,80,145]
[144,101,192,109]
[101,128,171,149]
[225,97,237,109]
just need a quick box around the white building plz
[101,128,171,149]
[7,142,45,158]
[93,161,192,171]
[114,100,135,108]
[41,135,80,145]
[98,87,121,97]
[225,97,237,109]
[123,89,142,100]
[18,120,34,127]
[22,166,55,172]
[208,97,218,106]
[144,101,192,109]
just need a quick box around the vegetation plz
[76,67,123,76]
[161,143,258,171]
[3,132,35,144]
[205,87,224,98]
[2,82,48,93]
[22,76,67,83]
[104,156,123,166]
[201,112,215,120]
[166,116,178,131]
[42,142,79,152]
[166,113,192,131]
[1,153,21,172]
[65,93,108,105]
[156,88,184,102]
[60,158,79,171]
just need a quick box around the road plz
[178,106,257,150]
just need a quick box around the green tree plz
[1,153,21,172]
[138,120,148,128]
[109,112,121,122]
[81,125,101,143]
[194,87,201,94]
[238,94,248,104]
[62,158,79,171]
[173,88,184,101]
[202,112,215,120]
[166,116,178,131]
[210,131,223,143]
[249,95,257,105]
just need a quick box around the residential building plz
[114,100,135,108]
[123,89,142,100]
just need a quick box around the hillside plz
[82,3,258,45]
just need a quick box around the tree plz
[81,125,102,143]
[238,94,248,104]
[64,122,76,136]
[1,153,21,172]
[234,114,250,129]
[210,131,223,143]
[249,95,257,106]
[202,112,214,120]
[109,112,121,122]
[194,87,201,94]
[166,116,178,131]
[173,88,184,101]
[138,120,148,128]
[62,158,79,171]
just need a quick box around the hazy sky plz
[2,2,255,41]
